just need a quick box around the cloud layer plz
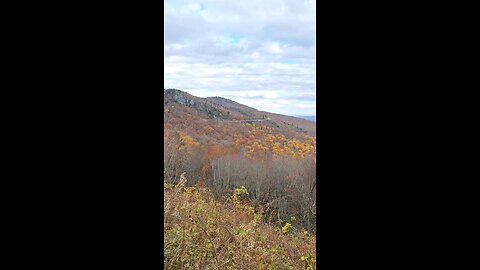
[165,0,316,116]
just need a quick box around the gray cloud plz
[165,0,316,116]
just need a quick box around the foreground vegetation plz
[164,174,316,270]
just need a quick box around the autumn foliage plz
[164,100,316,232]
[164,90,316,268]
[164,176,316,270]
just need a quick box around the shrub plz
[164,177,316,269]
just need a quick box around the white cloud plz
[165,0,315,116]
[294,104,316,109]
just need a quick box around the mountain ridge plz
[293,115,316,122]
[164,88,316,135]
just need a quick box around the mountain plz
[164,88,316,136]
[294,115,316,122]
[164,88,317,242]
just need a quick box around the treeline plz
[164,132,316,233]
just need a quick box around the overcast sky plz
[164,0,315,116]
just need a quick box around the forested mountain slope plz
[164,88,316,136]
[164,88,316,233]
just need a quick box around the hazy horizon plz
[164,0,316,116]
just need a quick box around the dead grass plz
[164,176,316,270]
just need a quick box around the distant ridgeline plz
[164,88,316,135]
[294,115,316,122]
